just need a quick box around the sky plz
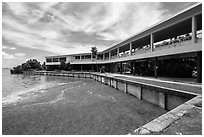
[2,2,197,68]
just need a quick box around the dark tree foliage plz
[42,62,46,70]
[10,59,43,74]
[60,60,71,71]
[91,46,98,59]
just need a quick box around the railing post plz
[80,55,82,61]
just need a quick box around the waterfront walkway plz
[105,73,202,95]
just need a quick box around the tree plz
[10,59,42,74]
[60,60,66,70]
[91,46,98,59]
[42,62,46,70]
[91,46,98,72]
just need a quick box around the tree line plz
[10,59,46,74]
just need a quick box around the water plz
[2,69,167,135]
[2,68,71,106]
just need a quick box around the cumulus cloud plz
[2,51,15,59]
[2,45,16,50]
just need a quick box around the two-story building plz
[45,3,202,82]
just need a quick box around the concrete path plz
[105,73,202,95]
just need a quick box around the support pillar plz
[133,61,136,76]
[154,57,158,78]
[192,16,197,43]
[197,51,202,83]
[130,42,132,56]
[80,55,82,61]
[103,53,105,60]
[109,51,111,60]
[150,33,154,52]
[91,54,93,61]
[117,48,120,58]
[130,61,133,74]
[120,62,123,74]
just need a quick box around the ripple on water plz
[2,82,69,106]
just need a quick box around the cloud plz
[2,2,191,57]
[2,51,15,59]
[14,52,26,57]
[2,45,16,50]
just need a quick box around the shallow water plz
[2,69,80,105]
[2,69,167,135]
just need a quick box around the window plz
[53,58,59,62]
[60,57,66,62]
[75,56,80,60]
[46,58,52,62]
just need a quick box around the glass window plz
[60,57,66,62]
[53,58,59,62]
[46,58,52,62]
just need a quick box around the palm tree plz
[91,46,98,60]
[91,46,98,72]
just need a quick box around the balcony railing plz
[67,31,202,63]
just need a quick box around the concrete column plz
[154,57,158,78]
[150,33,154,51]
[133,61,136,76]
[103,53,105,60]
[130,42,132,56]
[80,55,82,61]
[91,54,93,61]
[109,51,111,60]
[192,16,197,43]
[120,62,123,74]
[130,61,133,74]
[117,48,120,58]
[197,51,202,83]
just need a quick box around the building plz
[45,3,202,82]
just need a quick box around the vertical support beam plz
[117,48,120,58]
[197,51,202,83]
[120,62,123,74]
[80,55,82,61]
[130,61,133,74]
[150,33,154,52]
[133,61,136,76]
[91,54,93,61]
[130,42,132,56]
[154,57,158,78]
[109,51,111,60]
[192,16,197,43]
[103,53,105,60]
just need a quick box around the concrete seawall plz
[34,71,198,111]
